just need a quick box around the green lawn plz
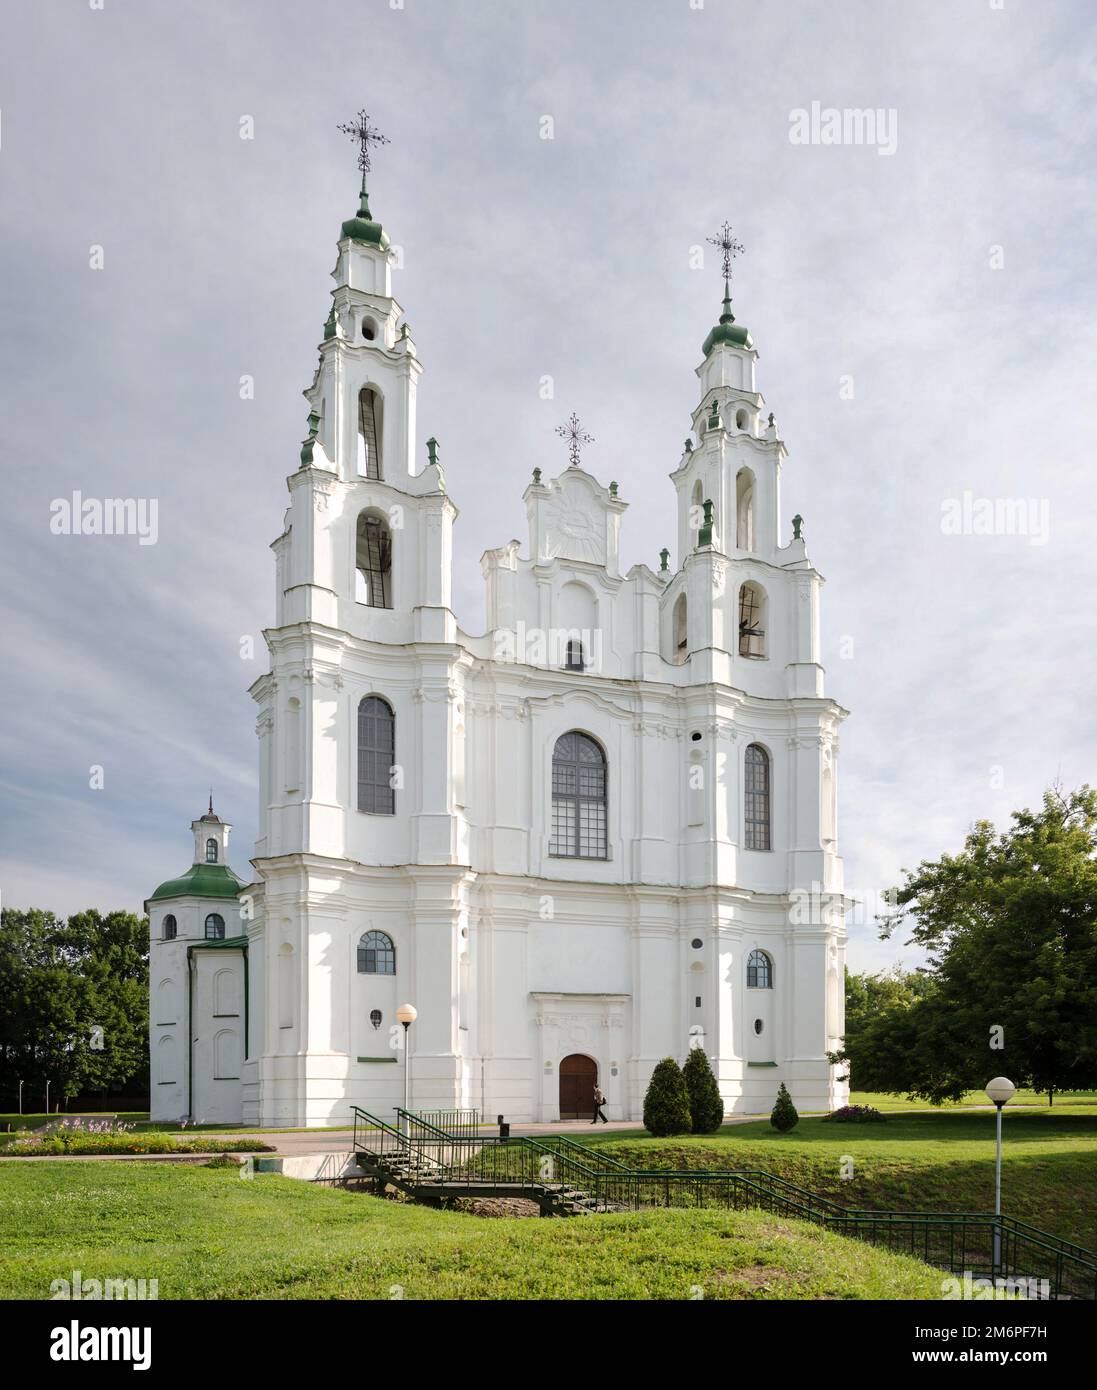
[0,1161,946,1300]
[849,1090,1097,1112]
[579,1105,1097,1253]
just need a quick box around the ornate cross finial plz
[337,109,389,177]
[707,221,745,282]
[556,412,594,468]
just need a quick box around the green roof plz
[341,176,389,250]
[702,285,753,356]
[148,863,247,903]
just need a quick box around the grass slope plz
[0,1162,945,1301]
[578,1106,1097,1253]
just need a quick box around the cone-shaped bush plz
[770,1082,799,1132]
[682,1046,724,1133]
[642,1057,693,1137]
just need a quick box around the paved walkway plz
[190,1113,772,1158]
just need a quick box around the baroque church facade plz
[147,168,849,1127]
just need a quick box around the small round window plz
[691,938,703,949]
[369,1009,382,1030]
[753,1018,764,1036]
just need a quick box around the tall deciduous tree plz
[0,908,149,1109]
[833,788,1097,1102]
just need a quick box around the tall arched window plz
[355,512,392,608]
[564,638,585,671]
[738,582,767,658]
[358,696,395,814]
[357,387,383,479]
[205,913,226,941]
[736,468,755,551]
[747,949,773,988]
[205,837,218,863]
[673,592,688,664]
[744,744,771,850]
[550,731,607,859]
[163,914,177,941]
[357,930,395,975]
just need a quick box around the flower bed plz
[822,1104,887,1124]
[0,1119,270,1157]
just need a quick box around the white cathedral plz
[147,163,849,1128]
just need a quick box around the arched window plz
[549,731,607,859]
[355,512,392,608]
[357,696,395,814]
[205,838,218,863]
[204,913,226,941]
[744,744,771,851]
[738,582,767,658]
[163,914,177,941]
[369,1008,383,1029]
[564,638,585,671]
[747,949,773,989]
[357,930,395,975]
[736,468,754,551]
[357,387,383,479]
[673,592,688,664]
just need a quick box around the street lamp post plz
[45,1080,50,1116]
[18,1080,23,1117]
[985,1076,1016,1276]
[395,1003,417,1133]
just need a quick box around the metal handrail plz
[541,1135,634,1174]
[348,1110,1096,1298]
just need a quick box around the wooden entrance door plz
[559,1054,597,1119]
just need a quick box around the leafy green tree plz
[770,1082,798,1132]
[642,1057,692,1137]
[0,908,149,1110]
[682,1045,724,1133]
[833,788,1097,1103]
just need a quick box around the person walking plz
[591,1083,608,1124]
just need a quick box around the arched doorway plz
[559,1054,597,1120]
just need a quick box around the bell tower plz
[272,111,456,651]
[671,223,786,571]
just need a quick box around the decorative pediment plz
[525,467,626,573]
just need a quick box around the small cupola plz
[193,794,231,867]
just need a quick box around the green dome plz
[148,862,247,903]
[341,178,389,250]
[703,320,753,354]
[702,285,752,356]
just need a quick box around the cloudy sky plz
[2,0,1095,973]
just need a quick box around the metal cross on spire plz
[556,412,594,468]
[337,109,389,176]
[707,221,745,283]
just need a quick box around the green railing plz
[415,1108,481,1137]
[351,1110,1097,1299]
[538,1134,634,1175]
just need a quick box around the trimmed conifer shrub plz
[770,1082,799,1132]
[682,1046,725,1133]
[642,1057,693,1137]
